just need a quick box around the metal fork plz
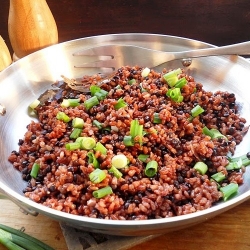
[64,41,250,92]
[73,41,250,71]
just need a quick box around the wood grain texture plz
[0,199,250,250]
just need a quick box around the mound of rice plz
[8,66,249,220]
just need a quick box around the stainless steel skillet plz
[0,33,250,236]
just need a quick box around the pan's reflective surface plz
[0,34,249,236]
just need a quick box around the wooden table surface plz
[0,198,250,250]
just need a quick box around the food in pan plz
[8,66,250,220]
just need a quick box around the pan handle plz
[0,186,39,216]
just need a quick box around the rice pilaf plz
[8,66,249,220]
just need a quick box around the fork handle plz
[173,41,250,59]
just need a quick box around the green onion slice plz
[220,183,238,201]
[226,159,243,171]
[90,85,108,101]
[111,154,128,169]
[93,120,103,129]
[90,85,101,95]
[114,98,127,110]
[138,154,149,163]
[211,172,226,182]
[174,77,188,88]
[89,169,106,183]
[93,186,113,198]
[84,96,99,110]
[202,126,227,140]
[141,67,150,78]
[72,117,84,128]
[94,142,107,155]
[65,142,81,150]
[30,163,40,178]
[145,160,158,177]
[193,162,208,175]
[87,152,100,168]
[123,135,134,146]
[70,128,82,139]
[167,88,183,102]
[130,119,140,138]
[109,165,123,178]
[162,68,182,87]
[61,98,80,108]
[227,153,250,167]
[191,105,204,117]
[76,137,96,150]
[29,99,40,109]
[56,111,71,122]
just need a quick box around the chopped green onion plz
[128,79,136,85]
[93,186,113,198]
[211,172,226,182]
[202,126,227,140]
[70,128,82,139]
[76,137,96,150]
[93,120,103,129]
[162,68,182,87]
[191,105,204,117]
[114,98,127,110]
[220,183,238,201]
[123,135,134,146]
[29,99,40,109]
[90,85,101,95]
[138,154,149,163]
[94,142,107,155]
[65,142,81,150]
[109,165,123,178]
[130,119,140,138]
[61,98,80,108]
[30,163,40,178]
[210,129,227,140]
[174,77,188,88]
[89,169,106,183]
[87,152,100,168]
[167,88,183,102]
[226,159,243,171]
[124,119,144,146]
[145,160,158,177]
[111,154,128,169]
[90,85,108,100]
[84,96,99,110]
[227,153,250,167]
[202,126,214,138]
[141,67,150,78]
[153,113,162,124]
[72,117,84,128]
[193,162,208,175]
[56,111,71,122]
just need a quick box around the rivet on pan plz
[0,103,6,116]
[181,58,192,67]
